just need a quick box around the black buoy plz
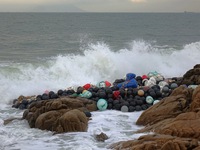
[135,105,142,111]
[129,106,136,112]
[57,89,63,96]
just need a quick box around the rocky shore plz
[22,97,97,133]
[5,64,200,149]
[109,64,200,150]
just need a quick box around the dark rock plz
[23,97,97,133]
[84,111,92,117]
[18,103,26,109]
[95,132,108,142]
[12,99,18,104]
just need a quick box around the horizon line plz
[0,11,199,13]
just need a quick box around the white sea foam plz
[0,40,199,150]
[0,40,200,104]
[0,109,145,150]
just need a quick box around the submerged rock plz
[95,132,109,142]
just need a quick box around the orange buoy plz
[137,89,144,96]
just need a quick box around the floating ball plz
[108,98,114,103]
[97,81,106,88]
[105,81,111,87]
[136,76,143,81]
[153,100,160,105]
[83,83,91,90]
[170,83,178,89]
[130,101,136,106]
[142,75,148,80]
[149,91,156,98]
[113,91,120,99]
[138,89,144,96]
[107,103,113,109]
[141,104,148,110]
[57,89,63,96]
[121,105,129,112]
[114,103,121,110]
[162,86,169,93]
[158,81,169,88]
[156,91,162,97]
[188,85,198,89]
[136,99,143,105]
[132,89,138,96]
[81,90,92,99]
[146,96,154,104]
[98,91,107,99]
[77,87,84,94]
[105,87,113,94]
[97,99,108,111]
[41,93,49,100]
[113,100,120,105]
[50,93,58,99]
[129,106,135,112]
[135,105,142,111]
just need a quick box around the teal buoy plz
[97,99,108,111]
[80,90,92,98]
[96,81,106,88]
[146,96,154,104]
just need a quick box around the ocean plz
[0,12,200,149]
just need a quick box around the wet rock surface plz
[23,97,97,133]
[110,64,200,150]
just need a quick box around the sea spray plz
[0,40,200,104]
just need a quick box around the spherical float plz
[153,100,160,105]
[162,86,169,93]
[97,98,108,111]
[170,83,178,89]
[137,89,144,96]
[146,96,154,104]
[121,105,129,112]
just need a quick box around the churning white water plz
[0,40,199,149]
[0,41,200,103]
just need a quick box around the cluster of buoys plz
[12,89,75,109]
[12,72,184,112]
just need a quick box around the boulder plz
[181,64,200,85]
[95,132,109,142]
[109,134,199,150]
[55,109,88,133]
[23,97,97,133]
[110,64,200,150]
[136,85,193,126]
[135,85,200,140]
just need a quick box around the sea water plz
[0,13,200,150]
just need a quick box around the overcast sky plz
[0,0,199,12]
